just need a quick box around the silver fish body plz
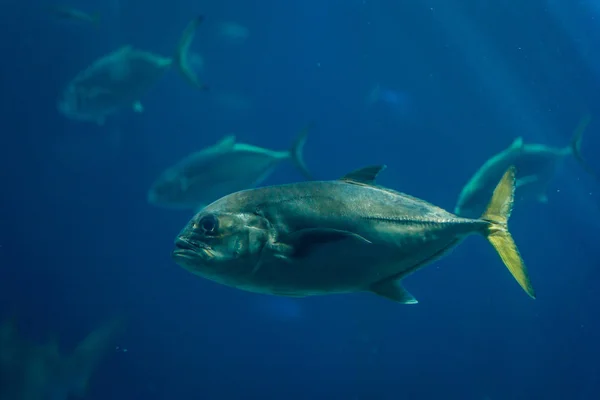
[148,126,312,210]
[58,16,206,124]
[172,165,535,303]
[455,115,594,218]
[58,47,171,123]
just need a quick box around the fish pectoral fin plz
[370,278,418,304]
[515,175,538,188]
[283,228,371,259]
[265,242,296,262]
[340,165,387,185]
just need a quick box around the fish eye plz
[198,214,219,234]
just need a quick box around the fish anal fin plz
[340,165,387,185]
[371,278,418,304]
[283,228,371,259]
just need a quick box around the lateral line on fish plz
[361,216,467,225]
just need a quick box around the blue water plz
[1,0,600,399]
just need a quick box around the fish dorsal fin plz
[216,135,236,150]
[340,165,387,185]
[511,137,524,150]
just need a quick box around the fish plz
[455,114,597,218]
[50,6,100,25]
[58,16,207,125]
[0,318,122,400]
[148,124,313,211]
[171,165,535,304]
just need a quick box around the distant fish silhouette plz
[0,318,123,400]
[455,114,598,218]
[50,6,101,26]
[148,123,313,211]
[58,16,207,125]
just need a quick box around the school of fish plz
[53,7,598,307]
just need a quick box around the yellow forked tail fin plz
[480,166,536,299]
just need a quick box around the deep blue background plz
[1,0,600,399]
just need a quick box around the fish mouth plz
[172,237,215,259]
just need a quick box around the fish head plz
[172,205,270,279]
[147,170,186,207]
[57,84,108,119]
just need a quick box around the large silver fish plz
[58,16,207,125]
[172,165,535,304]
[455,115,597,218]
[148,125,313,211]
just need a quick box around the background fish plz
[455,114,597,218]
[49,6,100,26]
[148,124,313,210]
[0,318,122,400]
[57,16,207,125]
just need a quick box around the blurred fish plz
[148,124,313,211]
[0,318,123,400]
[455,114,597,218]
[217,21,249,44]
[58,16,208,125]
[50,6,100,26]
